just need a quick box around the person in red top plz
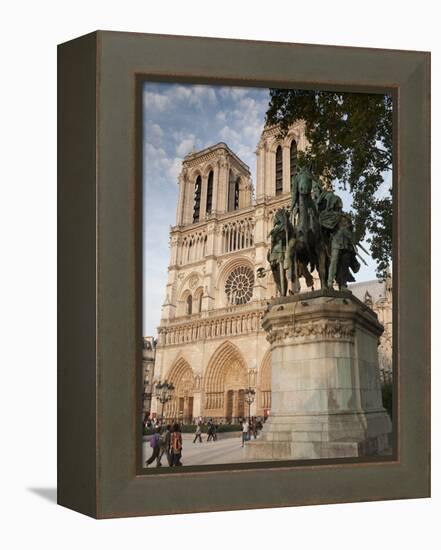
[171,423,183,467]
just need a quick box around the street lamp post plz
[244,387,255,425]
[244,368,256,426]
[155,380,175,423]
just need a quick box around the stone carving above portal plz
[189,274,199,289]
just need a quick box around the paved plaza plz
[142,430,393,468]
[143,432,267,468]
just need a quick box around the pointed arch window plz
[234,177,240,210]
[187,241,192,261]
[290,140,297,181]
[193,289,203,313]
[228,171,240,212]
[193,175,202,222]
[186,294,193,315]
[275,145,283,195]
[206,170,213,214]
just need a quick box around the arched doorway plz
[164,358,195,424]
[204,342,248,422]
[259,351,272,418]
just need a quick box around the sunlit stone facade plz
[142,337,156,419]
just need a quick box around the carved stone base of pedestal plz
[246,290,392,461]
[247,410,392,460]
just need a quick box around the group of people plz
[143,415,162,431]
[145,423,183,468]
[193,420,218,443]
[241,417,263,447]
[145,416,267,467]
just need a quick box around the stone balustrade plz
[157,308,264,346]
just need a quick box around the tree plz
[265,89,393,278]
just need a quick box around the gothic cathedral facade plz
[150,122,392,423]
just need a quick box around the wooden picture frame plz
[58,31,430,518]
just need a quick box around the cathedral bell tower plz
[160,142,252,324]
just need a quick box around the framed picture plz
[58,31,430,518]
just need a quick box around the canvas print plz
[141,82,393,469]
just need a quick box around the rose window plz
[225,266,254,305]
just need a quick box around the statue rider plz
[327,213,360,289]
[290,164,318,238]
[267,209,290,296]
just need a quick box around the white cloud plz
[145,122,164,147]
[150,122,163,139]
[168,157,183,180]
[219,87,248,101]
[144,268,169,335]
[144,142,169,166]
[193,85,217,104]
[176,137,195,157]
[171,85,217,109]
[143,91,170,112]
[239,97,257,111]
[173,85,192,101]
[144,142,180,187]
[219,125,241,145]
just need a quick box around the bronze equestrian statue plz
[261,164,365,296]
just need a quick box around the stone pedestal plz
[246,290,392,460]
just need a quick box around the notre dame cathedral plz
[148,122,392,423]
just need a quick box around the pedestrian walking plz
[241,419,249,447]
[162,424,173,466]
[171,423,183,466]
[145,427,162,467]
[206,421,215,442]
[193,422,203,443]
[251,417,258,439]
[143,413,150,432]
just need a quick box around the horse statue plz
[266,207,315,296]
[290,165,329,290]
[262,165,366,296]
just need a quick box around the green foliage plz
[266,89,393,278]
[180,423,242,434]
[216,423,242,433]
[381,379,393,420]
[181,424,207,434]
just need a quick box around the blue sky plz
[143,82,390,337]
